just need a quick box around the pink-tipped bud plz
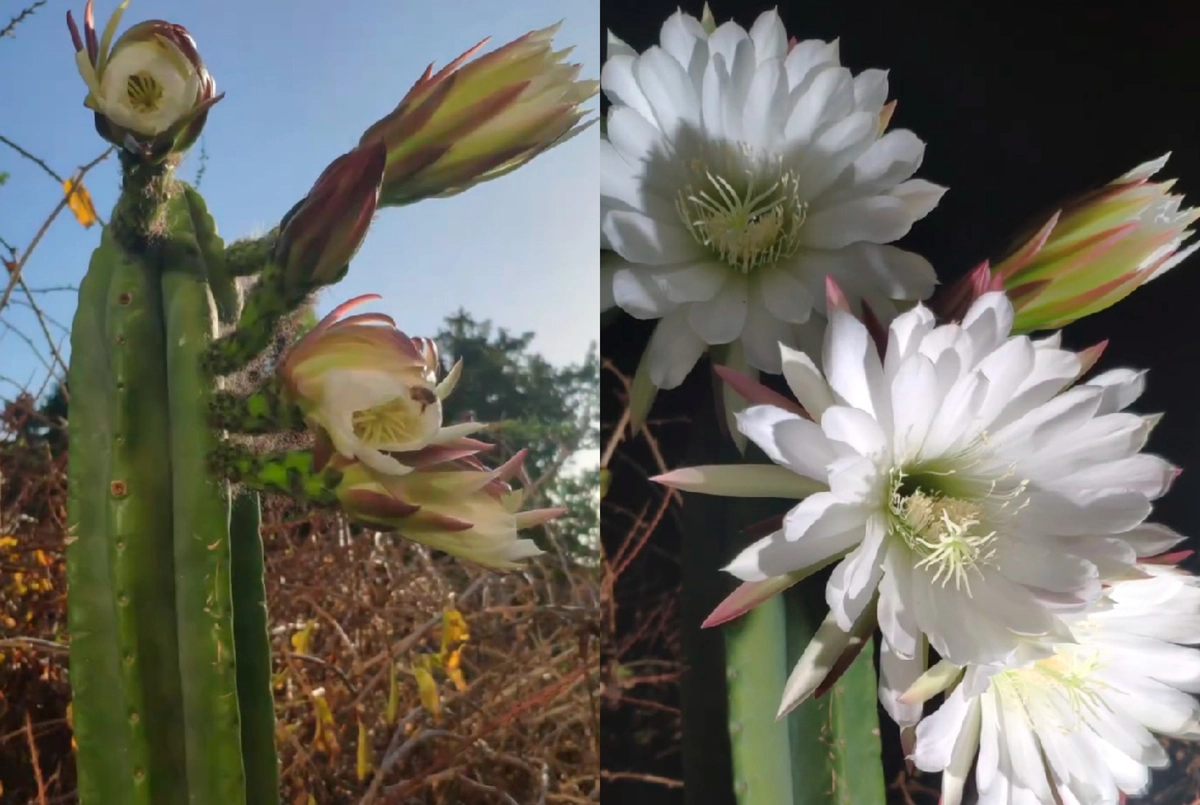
[360,23,598,207]
[993,154,1200,333]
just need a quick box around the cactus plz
[61,4,595,802]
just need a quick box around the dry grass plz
[0,403,599,804]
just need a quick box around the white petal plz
[1086,368,1148,415]
[794,111,878,200]
[634,46,701,135]
[736,405,838,481]
[601,54,657,124]
[1119,522,1187,558]
[961,292,1015,356]
[706,20,750,65]
[603,210,702,265]
[885,304,937,375]
[942,698,983,805]
[659,11,708,77]
[890,354,940,459]
[645,309,706,389]
[912,682,973,772]
[741,59,790,150]
[821,129,926,205]
[803,195,920,249]
[888,179,948,225]
[748,9,788,63]
[600,138,676,220]
[1022,488,1151,538]
[606,30,637,59]
[995,539,1099,595]
[821,405,888,460]
[759,265,815,323]
[879,634,925,726]
[739,291,793,373]
[779,344,835,418]
[601,250,618,311]
[826,514,887,630]
[853,68,889,114]
[784,65,853,145]
[612,265,679,319]
[822,307,889,426]
[653,261,729,303]
[688,275,749,344]
[783,38,840,87]
[725,525,859,582]
[605,105,666,167]
[877,545,921,659]
[783,492,868,542]
[1056,454,1176,501]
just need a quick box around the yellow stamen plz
[126,71,164,113]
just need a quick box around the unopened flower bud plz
[993,153,1200,333]
[359,23,598,207]
[275,141,387,296]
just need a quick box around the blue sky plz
[0,0,599,396]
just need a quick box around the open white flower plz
[277,295,483,476]
[602,8,942,388]
[910,569,1200,805]
[655,289,1183,711]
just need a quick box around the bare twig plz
[0,147,114,316]
[25,712,48,805]
[0,133,63,183]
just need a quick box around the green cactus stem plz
[210,443,343,504]
[224,231,278,277]
[725,594,794,804]
[210,378,306,433]
[229,491,281,805]
[182,185,240,324]
[160,188,249,803]
[784,581,886,805]
[202,263,296,376]
[66,226,138,804]
[103,225,190,803]
[68,161,282,804]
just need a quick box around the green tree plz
[435,309,599,557]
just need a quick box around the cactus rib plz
[161,188,248,803]
[229,491,281,804]
[66,227,134,805]
[103,230,190,803]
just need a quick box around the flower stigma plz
[675,145,808,274]
[887,468,1000,595]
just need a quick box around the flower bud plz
[992,153,1200,333]
[359,23,598,207]
[333,447,563,569]
[277,295,482,477]
[67,0,223,160]
[275,141,387,296]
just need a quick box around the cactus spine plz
[66,155,281,804]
